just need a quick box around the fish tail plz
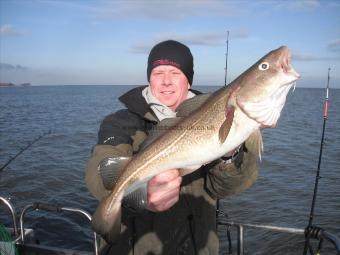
[91,194,122,244]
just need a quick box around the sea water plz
[0,85,339,254]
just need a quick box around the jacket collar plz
[119,85,153,120]
[119,85,202,122]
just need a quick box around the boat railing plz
[2,196,339,255]
[219,221,340,255]
[0,196,18,236]
[0,196,99,255]
[19,202,99,255]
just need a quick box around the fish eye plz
[258,62,270,71]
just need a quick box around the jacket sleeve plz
[85,110,147,200]
[205,138,259,199]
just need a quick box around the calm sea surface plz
[0,85,339,254]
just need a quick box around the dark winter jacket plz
[85,86,258,255]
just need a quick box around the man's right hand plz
[146,169,182,212]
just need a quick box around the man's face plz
[149,65,190,111]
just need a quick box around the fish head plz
[235,46,300,127]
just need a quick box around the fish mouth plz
[238,82,296,127]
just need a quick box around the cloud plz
[172,30,248,45]
[0,63,28,70]
[38,0,325,25]
[129,42,152,54]
[0,24,25,36]
[294,40,340,61]
[129,30,249,54]
[273,0,320,10]
[293,53,340,61]
[328,39,340,52]
[98,0,240,20]
[327,1,340,8]
[41,0,240,21]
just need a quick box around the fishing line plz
[0,129,52,172]
[302,68,331,255]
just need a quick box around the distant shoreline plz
[0,82,31,87]
[0,84,338,89]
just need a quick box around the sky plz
[0,0,339,88]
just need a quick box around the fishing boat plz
[1,196,339,255]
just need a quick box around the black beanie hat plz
[147,40,194,85]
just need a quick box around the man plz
[86,40,258,254]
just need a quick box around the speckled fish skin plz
[91,46,300,243]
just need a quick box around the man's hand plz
[146,169,182,212]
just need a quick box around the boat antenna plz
[224,30,230,86]
[0,130,51,172]
[303,68,331,255]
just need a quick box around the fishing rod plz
[0,130,51,172]
[303,68,331,255]
[224,30,230,87]
[216,30,233,254]
[217,30,231,219]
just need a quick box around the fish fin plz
[140,117,182,150]
[91,194,123,244]
[176,93,212,117]
[245,129,264,161]
[99,157,131,190]
[218,106,235,144]
[123,182,148,211]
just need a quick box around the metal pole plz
[0,196,18,236]
[237,225,244,255]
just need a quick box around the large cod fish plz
[92,46,300,242]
